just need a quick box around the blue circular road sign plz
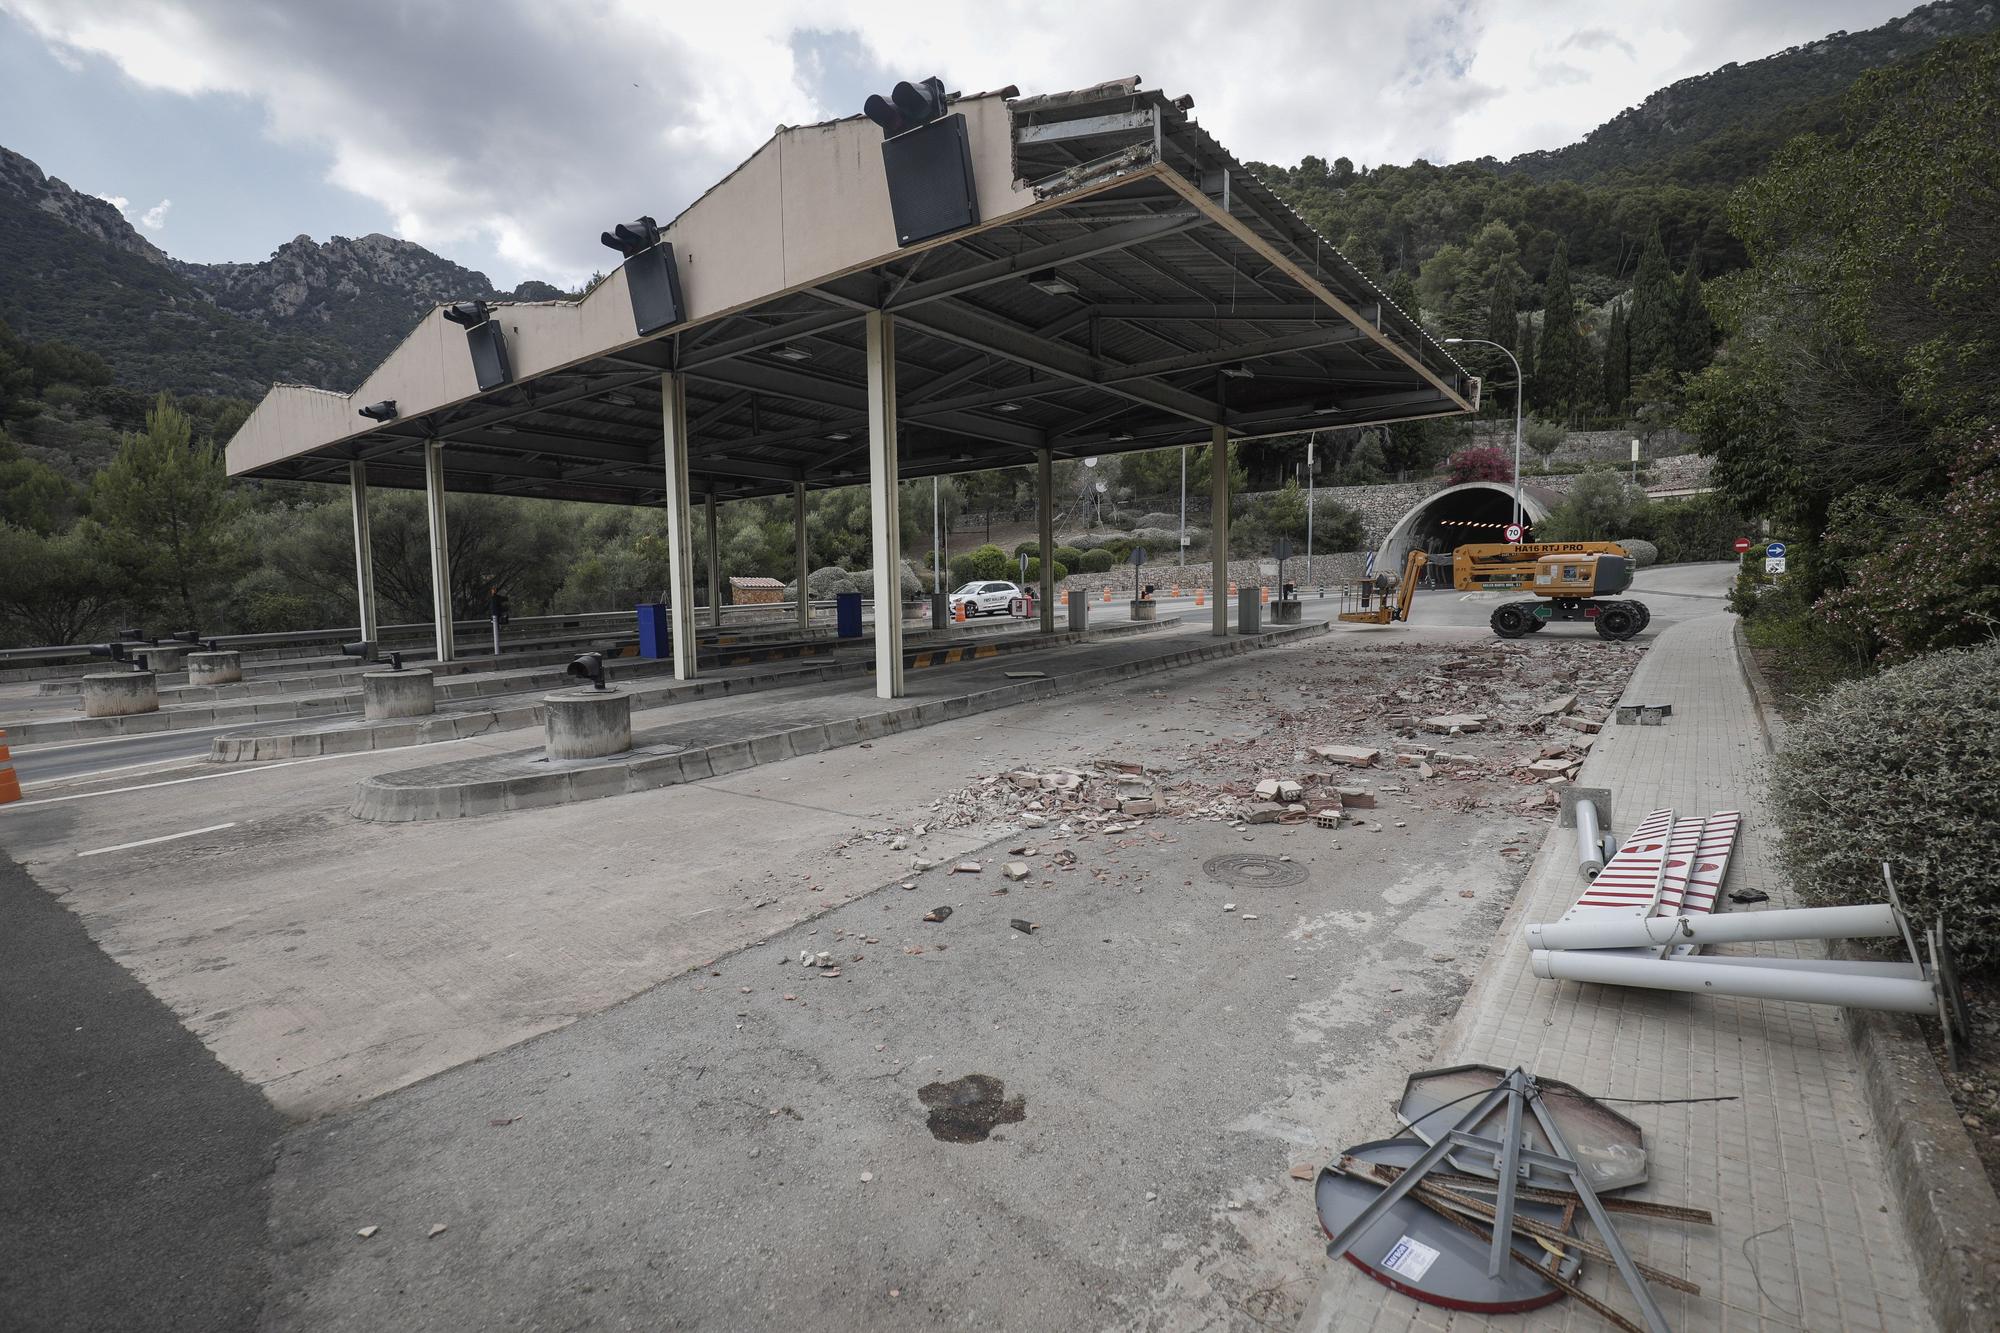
[1766,541,1787,558]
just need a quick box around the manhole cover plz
[1202,853,1308,888]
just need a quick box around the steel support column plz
[1036,448,1056,634]
[866,311,904,699]
[660,372,700,681]
[348,460,378,642]
[705,492,722,629]
[793,481,811,637]
[1209,424,1230,636]
[422,440,454,662]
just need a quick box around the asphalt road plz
[0,849,284,1332]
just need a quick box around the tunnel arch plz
[1372,481,1560,572]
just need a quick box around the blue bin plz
[636,602,670,658]
[835,591,863,638]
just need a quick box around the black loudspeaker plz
[464,319,513,390]
[622,242,685,336]
[881,113,978,247]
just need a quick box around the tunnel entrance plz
[1373,481,1555,575]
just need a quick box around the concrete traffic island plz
[81,671,159,718]
[186,650,242,686]
[543,689,632,759]
[136,643,190,672]
[352,619,1326,822]
[362,669,434,720]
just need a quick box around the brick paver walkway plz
[1301,611,1930,1333]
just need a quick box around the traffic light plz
[358,399,398,422]
[488,588,511,626]
[567,652,608,690]
[441,301,513,390]
[598,214,684,337]
[861,76,978,246]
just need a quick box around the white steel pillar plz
[794,480,811,636]
[866,310,904,699]
[423,439,455,662]
[348,460,378,641]
[705,491,722,629]
[1036,448,1056,634]
[661,372,699,681]
[1209,425,1230,636]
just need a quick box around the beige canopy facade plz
[225,76,1476,692]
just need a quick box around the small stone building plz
[729,576,785,605]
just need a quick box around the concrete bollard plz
[137,643,190,672]
[186,650,242,686]
[1271,599,1303,625]
[362,669,435,720]
[544,688,632,759]
[1129,598,1158,622]
[82,671,159,718]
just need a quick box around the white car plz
[950,580,1025,618]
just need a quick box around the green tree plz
[1602,304,1631,414]
[1531,240,1583,417]
[1537,472,1646,540]
[1672,258,1717,376]
[1626,228,1678,382]
[89,393,243,627]
[0,523,118,645]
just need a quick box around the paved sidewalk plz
[1302,611,1930,1333]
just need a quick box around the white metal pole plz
[932,475,942,598]
[347,461,378,642]
[1306,433,1315,590]
[1209,426,1229,637]
[866,311,904,699]
[1178,444,1186,570]
[422,439,454,663]
[793,480,810,637]
[1036,448,1056,634]
[1527,903,1901,953]
[1529,949,1935,1013]
[1512,348,1523,531]
[660,372,699,682]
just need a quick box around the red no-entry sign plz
[1733,537,1752,553]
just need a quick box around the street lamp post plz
[1444,337,1523,531]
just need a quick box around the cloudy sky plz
[0,0,1921,289]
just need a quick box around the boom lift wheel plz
[1491,604,1532,639]
[1595,603,1641,641]
[1631,601,1652,631]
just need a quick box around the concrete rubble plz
[880,638,1643,846]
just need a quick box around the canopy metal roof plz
[227,77,1476,504]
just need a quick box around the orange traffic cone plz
[953,599,967,623]
[1228,581,1238,597]
[1060,588,1069,607]
[1101,586,1111,602]
[1172,585,1181,598]
[1260,585,1270,605]
[0,729,20,806]
[1195,587,1205,607]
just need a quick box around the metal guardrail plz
[0,598,898,668]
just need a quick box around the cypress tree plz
[1602,304,1630,414]
[1626,228,1677,381]
[1532,240,1581,418]
[1483,268,1521,414]
[1672,258,1716,375]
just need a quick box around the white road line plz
[0,752,361,810]
[77,822,239,857]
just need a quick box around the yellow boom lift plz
[1340,542,1650,640]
